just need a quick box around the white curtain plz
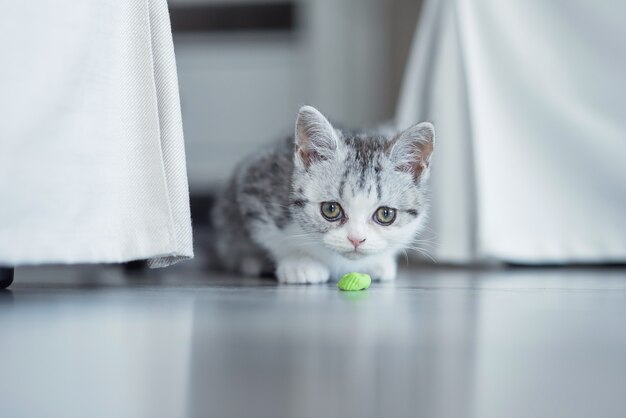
[0,0,193,267]
[397,0,626,264]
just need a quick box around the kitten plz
[212,105,435,284]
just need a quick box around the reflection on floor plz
[1,264,626,418]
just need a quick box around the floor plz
[1,264,626,418]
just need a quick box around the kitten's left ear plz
[386,122,435,182]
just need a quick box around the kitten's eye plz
[374,207,396,225]
[320,201,343,221]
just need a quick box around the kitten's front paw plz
[276,257,330,284]
[368,257,397,281]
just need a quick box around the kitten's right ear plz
[294,105,340,168]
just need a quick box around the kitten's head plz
[291,105,435,259]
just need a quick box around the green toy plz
[337,272,371,291]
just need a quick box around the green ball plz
[337,272,371,291]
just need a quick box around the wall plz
[170,0,421,192]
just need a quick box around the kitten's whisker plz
[285,237,319,245]
[285,233,315,239]
[286,237,318,244]
[290,242,320,249]
[284,233,319,241]
[409,237,436,247]
[410,238,435,244]
[405,245,437,263]
[421,224,437,235]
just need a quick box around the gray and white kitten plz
[212,105,435,284]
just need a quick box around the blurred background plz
[175,0,626,267]
[2,2,626,418]
[2,0,624,269]
[171,0,420,190]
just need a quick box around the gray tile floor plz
[2,265,626,418]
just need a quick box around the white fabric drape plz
[0,0,193,267]
[398,0,626,263]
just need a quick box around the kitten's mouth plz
[341,249,366,260]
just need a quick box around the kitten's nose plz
[348,236,366,249]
